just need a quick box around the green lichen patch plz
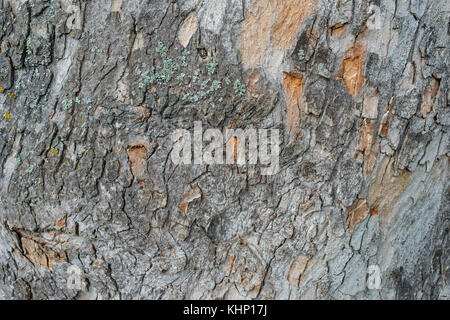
[132,41,248,108]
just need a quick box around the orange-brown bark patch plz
[239,0,317,69]
[55,215,66,229]
[177,12,198,48]
[283,72,305,135]
[20,237,67,270]
[347,199,368,232]
[239,0,275,69]
[339,43,365,97]
[287,255,310,286]
[330,22,348,37]
[357,120,375,155]
[247,70,261,98]
[420,78,440,116]
[127,144,147,178]
[367,157,411,220]
[272,0,318,48]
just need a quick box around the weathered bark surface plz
[0,0,448,300]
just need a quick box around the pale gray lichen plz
[62,99,73,110]
[233,79,246,96]
[206,59,218,76]
[156,41,168,57]
[298,49,305,61]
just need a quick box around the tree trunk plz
[0,0,448,300]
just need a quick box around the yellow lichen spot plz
[50,148,59,154]
[4,112,10,120]
[0,87,4,92]
[8,92,14,98]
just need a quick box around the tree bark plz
[0,0,448,299]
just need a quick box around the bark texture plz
[0,0,449,299]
